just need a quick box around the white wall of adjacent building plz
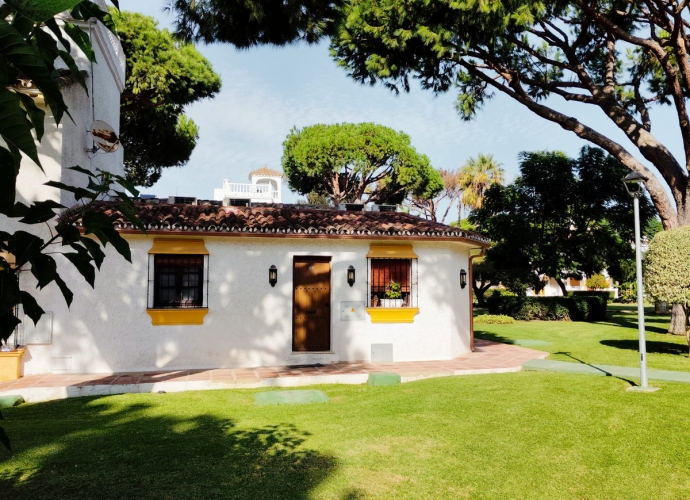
[18,236,475,374]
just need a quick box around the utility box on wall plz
[371,343,393,362]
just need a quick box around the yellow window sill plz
[366,307,419,323]
[147,309,208,326]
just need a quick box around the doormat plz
[286,363,323,369]
[255,390,329,406]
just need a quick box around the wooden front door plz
[293,256,331,352]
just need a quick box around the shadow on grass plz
[605,312,669,334]
[474,331,515,345]
[554,351,637,387]
[0,396,337,499]
[601,339,689,357]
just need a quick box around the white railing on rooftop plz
[222,181,280,202]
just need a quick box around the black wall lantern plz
[347,265,356,287]
[460,269,468,289]
[269,265,277,287]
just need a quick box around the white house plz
[15,203,489,374]
[3,1,491,377]
[213,167,284,205]
[528,273,618,298]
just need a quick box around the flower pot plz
[0,347,25,382]
[381,298,403,308]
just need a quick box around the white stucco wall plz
[19,236,475,374]
[8,14,125,209]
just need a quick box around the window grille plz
[367,258,418,308]
[149,254,208,309]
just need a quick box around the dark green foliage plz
[470,147,655,294]
[171,0,344,47]
[112,10,221,187]
[282,122,443,206]
[487,295,608,322]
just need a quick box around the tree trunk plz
[669,303,688,335]
[555,278,568,296]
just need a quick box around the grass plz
[475,304,690,372]
[2,373,690,499]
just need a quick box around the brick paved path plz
[0,339,547,403]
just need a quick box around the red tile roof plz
[79,203,490,245]
[249,167,283,178]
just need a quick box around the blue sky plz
[119,1,681,207]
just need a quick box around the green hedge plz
[486,294,608,321]
[474,314,515,325]
[569,290,615,300]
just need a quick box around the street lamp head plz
[623,172,648,198]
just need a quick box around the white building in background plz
[213,167,283,205]
[528,272,618,298]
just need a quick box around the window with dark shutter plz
[153,254,205,309]
[368,258,418,308]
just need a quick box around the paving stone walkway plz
[524,358,690,383]
[0,339,548,403]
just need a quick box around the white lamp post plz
[622,172,659,392]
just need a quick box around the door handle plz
[324,303,329,307]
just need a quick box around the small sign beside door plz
[340,301,366,321]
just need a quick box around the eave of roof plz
[76,203,491,247]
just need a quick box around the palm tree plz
[458,154,504,219]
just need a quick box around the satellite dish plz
[90,120,120,153]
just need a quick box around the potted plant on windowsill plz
[381,281,404,308]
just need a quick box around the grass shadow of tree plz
[473,331,515,345]
[605,311,669,334]
[0,396,337,499]
[600,339,689,357]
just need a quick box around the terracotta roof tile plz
[80,203,490,245]
[248,167,283,179]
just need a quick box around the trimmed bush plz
[487,294,608,321]
[474,314,515,325]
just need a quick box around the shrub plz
[474,314,515,324]
[586,273,610,290]
[487,294,608,321]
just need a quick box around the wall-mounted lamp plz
[347,265,356,287]
[269,265,278,287]
[460,269,468,289]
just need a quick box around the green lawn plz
[2,373,690,499]
[476,304,690,372]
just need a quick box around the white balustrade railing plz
[222,181,279,201]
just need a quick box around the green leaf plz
[100,227,131,262]
[6,231,44,268]
[0,18,68,125]
[62,22,96,63]
[82,211,112,234]
[29,254,57,288]
[44,180,94,201]
[0,90,40,168]
[57,49,87,93]
[16,92,45,141]
[79,237,105,270]
[71,2,115,32]
[0,273,20,317]
[115,202,146,233]
[61,252,95,287]
[4,0,85,22]
[19,291,44,325]
[44,18,70,52]
[56,221,81,245]
[54,274,73,308]
[0,425,11,452]
[15,200,64,224]
[68,165,96,177]
[0,146,18,216]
